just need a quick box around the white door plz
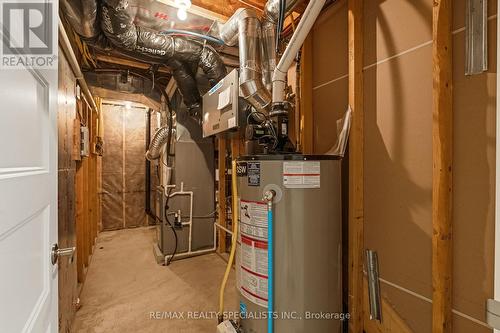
[0,32,58,333]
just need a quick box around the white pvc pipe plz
[58,17,99,113]
[271,0,327,104]
[165,182,217,263]
[168,182,194,252]
[215,222,233,235]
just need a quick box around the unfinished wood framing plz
[300,34,314,154]
[75,99,102,284]
[432,1,453,332]
[217,137,227,253]
[347,0,364,332]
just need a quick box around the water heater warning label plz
[283,161,321,188]
[239,200,268,307]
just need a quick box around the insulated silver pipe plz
[58,18,99,113]
[220,8,271,112]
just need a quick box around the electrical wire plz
[160,92,177,265]
[164,187,177,266]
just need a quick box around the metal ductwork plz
[261,0,300,91]
[220,8,271,112]
[219,0,301,111]
[146,126,170,161]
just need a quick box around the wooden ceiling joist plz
[95,54,171,74]
[191,0,265,18]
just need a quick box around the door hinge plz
[486,299,500,329]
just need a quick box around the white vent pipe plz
[271,0,327,105]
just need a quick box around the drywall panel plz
[310,1,496,330]
[311,1,349,155]
[312,78,348,154]
[364,43,434,298]
[451,18,497,323]
[453,0,497,31]
[363,0,432,67]
[312,1,348,88]
[453,314,492,333]
[379,282,432,333]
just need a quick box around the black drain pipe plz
[145,108,154,221]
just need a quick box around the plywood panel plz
[312,1,348,87]
[312,78,348,154]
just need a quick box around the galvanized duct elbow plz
[100,0,226,113]
[220,8,271,112]
[61,0,99,39]
[261,0,301,91]
[146,126,170,161]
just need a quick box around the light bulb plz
[177,8,187,21]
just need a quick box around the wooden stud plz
[75,160,85,283]
[218,136,227,254]
[348,0,364,332]
[72,118,82,161]
[432,0,453,332]
[300,34,314,154]
[82,142,90,267]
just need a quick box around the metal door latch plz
[486,299,500,329]
[51,243,76,265]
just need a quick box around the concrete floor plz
[72,227,237,333]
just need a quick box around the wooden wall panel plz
[57,47,79,333]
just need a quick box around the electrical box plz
[202,69,242,138]
[80,126,90,157]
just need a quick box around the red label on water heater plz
[238,200,268,307]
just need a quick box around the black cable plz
[276,0,286,53]
[164,187,177,266]
[163,93,177,266]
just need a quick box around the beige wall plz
[311,1,497,332]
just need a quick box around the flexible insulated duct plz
[78,0,227,115]
[220,8,271,112]
[61,0,99,39]
[146,126,170,161]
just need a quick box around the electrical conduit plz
[218,160,239,323]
